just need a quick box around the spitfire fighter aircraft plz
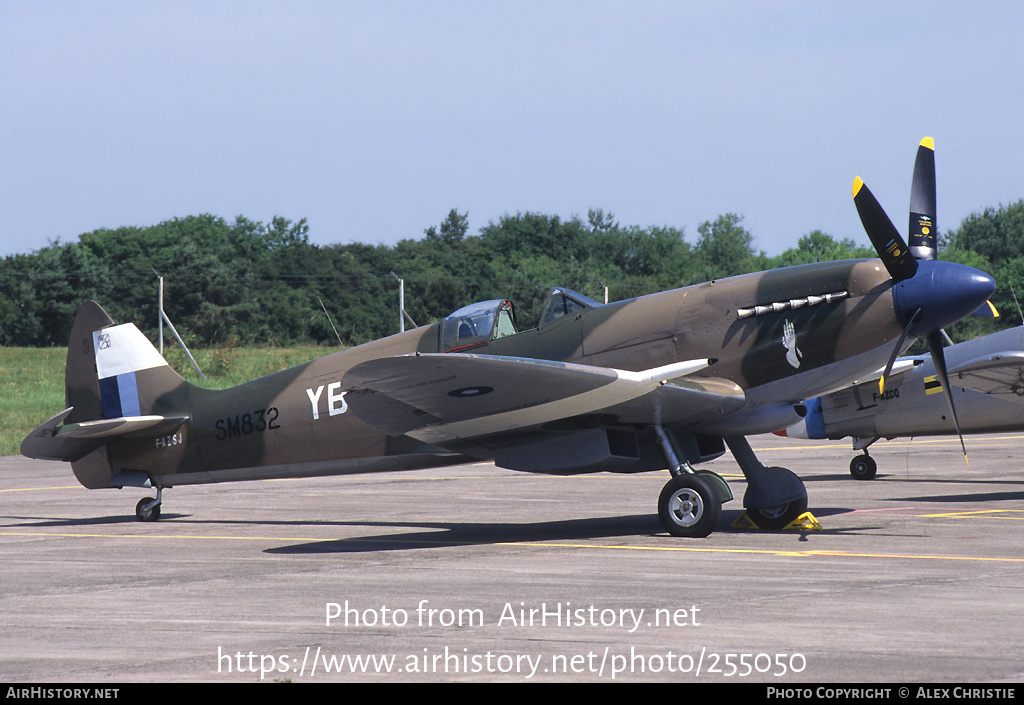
[22,139,997,537]
[778,324,1024,479]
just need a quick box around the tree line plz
[1,201,1022,349]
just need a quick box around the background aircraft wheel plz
[850,454,877,480]
[136,498,161,522]
[658,474,721,538]
[745,497,808,530]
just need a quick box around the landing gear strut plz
[654,425,730,537]
[136,487,163,522]
[725,436,808,530]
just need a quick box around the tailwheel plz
[850,453,877,480]
[745,496,808,530]
[136,488,163,522]
[658,474,721,538]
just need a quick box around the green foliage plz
[0,347,66,455]
[1,199,1022,349]
[945,200,1024,263]
[942,200,1024,333]
[424,209,469,245]
[771,230,875,267]
[695,213,765,280]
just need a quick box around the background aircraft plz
[778,324,1024,479]
[21,140,996,537]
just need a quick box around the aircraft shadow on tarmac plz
[264,513,665,553]
[0,513,187,527]
[892,490,1024,503]
[6,500,994,552]
[858,475,1024,504]
[260,507,877,553]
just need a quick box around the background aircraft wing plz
[342,353,745,443]
[824,357,924,394]
[948,351,1024,398]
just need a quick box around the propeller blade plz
[909,137,937,261]
[879,308,921,393]
[925,330,968,464]
[972,300,999,317]
[853,177,919,282]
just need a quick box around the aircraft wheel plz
[850,454,877,480]
[745,496,808,530]
[658,474,721,538]
[136,497,161,522]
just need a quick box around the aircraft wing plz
[948,351,1024,398]
[342,353,745,444]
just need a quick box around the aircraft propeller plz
[909,137,938,261]
[852,137,988,464]
[907,139,969,458]
[925,329,968,461]
[852,176,918,283]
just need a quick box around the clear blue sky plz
[3,1,1022,258]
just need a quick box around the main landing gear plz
[849,451,878,480]
[658,472,725,538]
[654,426,731,538]
[654,427,809,537]
[135,487,163,522]
[724,435,808,529]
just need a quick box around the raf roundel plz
[447,386,494,398]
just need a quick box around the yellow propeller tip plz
[853,176,864,197]
[920,136,934,150]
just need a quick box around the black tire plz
[850,454,877,480]
[658,474,721,538]
[136,497,161,522]
[745,496,808,530]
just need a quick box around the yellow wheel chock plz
[731,511,821,531]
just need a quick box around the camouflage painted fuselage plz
[67,258,908,489]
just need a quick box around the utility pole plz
[390,272,405,333]
[158,275,164,353]
[390,272,417,333]
[153,269,205,381]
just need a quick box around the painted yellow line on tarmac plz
[502,542,1024,562]
[3,530,1023,563]
[919,509,1024,520]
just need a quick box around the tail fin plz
[22,302,191,486]
[64,300,117,424]
[72,303,188,422]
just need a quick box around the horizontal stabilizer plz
[21,407,188,461]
